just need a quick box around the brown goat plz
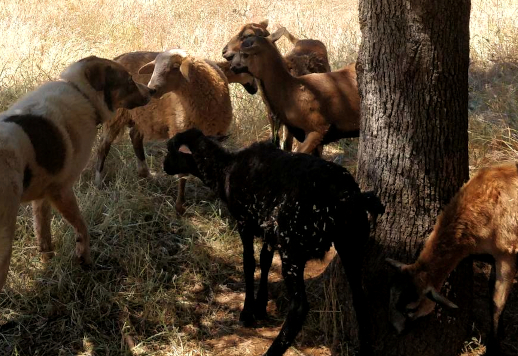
[230,28,360,155]
[387,163,518,355]
[222,20,331,151]
[95,50,245,213]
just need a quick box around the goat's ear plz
[180,57,191,82]
[178,144,192,154]
[268,27,286,43]
[258,19,269,29]
[138,61,155,75]
[425,288,459,309]
[386,258,407,272]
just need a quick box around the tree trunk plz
[316,1,473,355]
[354,0,472,355]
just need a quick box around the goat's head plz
[230,28,286,77]
[138,49,191,98]
[222,19,270,61]
[386,258,458,334]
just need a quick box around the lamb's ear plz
[386,258,407,272]
[138,61,155,75]
[258,19,269,29]
[178,145,192,154]
[425,288,459,309]
[180,57,191,82]
[268,27,286,43]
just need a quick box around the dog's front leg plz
[49,188,92,266]
[32,199,54,262]
[0,208,18,291]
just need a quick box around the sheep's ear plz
[425,288,459,309]
[179,57,191,82]
[268,27,286,43]
[138,61,155,74]
[178,144,192,154]
[258,19,269,29]
[386,258,407,272]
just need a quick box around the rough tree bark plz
[316,1,473,355]
[354,0,473,355]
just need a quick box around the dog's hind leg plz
[0,196,20,291]
[49,187,92,266]
[129,127,150,178]
[32,199,54,262]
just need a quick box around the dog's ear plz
[85,63,107,91]
[258,19,269,29]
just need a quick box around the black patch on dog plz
[4,115,66,174]
[23,166,32,190]
[104,87,113,111]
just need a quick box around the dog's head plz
[62,56,152,112]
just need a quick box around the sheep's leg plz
[32,199,54,262]
[239,228,257,326]
[129,127,150,178]
[487,255,516,355]
[95,115,129,187]
[264,258,308,356]
[175,175,188,215]
[296,131,323,154]
[282,128,294,152]
[255,242,274,319]
[48,187,91,266]
[334,217,373,356]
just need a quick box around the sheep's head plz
[164,129,204,177]
[230,27,286,77]
[222,19,270,61]
[386,258,458,334]
[138,49,191,98]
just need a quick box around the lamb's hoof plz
[175,203,186,216]
[40,251,55,263]
[137,168,150,178]
[239,310,256,327]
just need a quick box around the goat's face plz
[164,129,204,177]
[386,258,458,334]
[230,28,286,77]
[79,56,152,111]
[138,49,190,98]
[222,20,270,61]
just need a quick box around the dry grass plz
[0,0,517,355]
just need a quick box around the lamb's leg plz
[239,228,256,326]
[95,115,129,187]
[282,128,294,152]
[255,242,274,319]
[32,199,54,262]
[129,127,150,178]
[264,258,308,356]
[334,216,373,356]
[296,131,323,154]
[175,175,187,215]
[49,187,92,266]
[487,255,516,355]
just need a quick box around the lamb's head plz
[386,258,458,334]
[222,19,270,61]
[138,49,191,98]
[230,28,286,77]
[164,128,204,177]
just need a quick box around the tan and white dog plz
[0,56,152,291]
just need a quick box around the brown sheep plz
[95,50,242,214]
[222,19,332,151]
[386,163,518,356]
[230,28,360,155]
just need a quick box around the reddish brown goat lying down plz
[387,163,518,355]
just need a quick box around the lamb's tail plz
[361,191,385,219]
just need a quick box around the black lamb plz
[163,128,381,356]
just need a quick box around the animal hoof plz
[175,203,186,215]
[137,168,150,178]
[40,251,55,263]
[239,310,256,327]
[94,171,104,188]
